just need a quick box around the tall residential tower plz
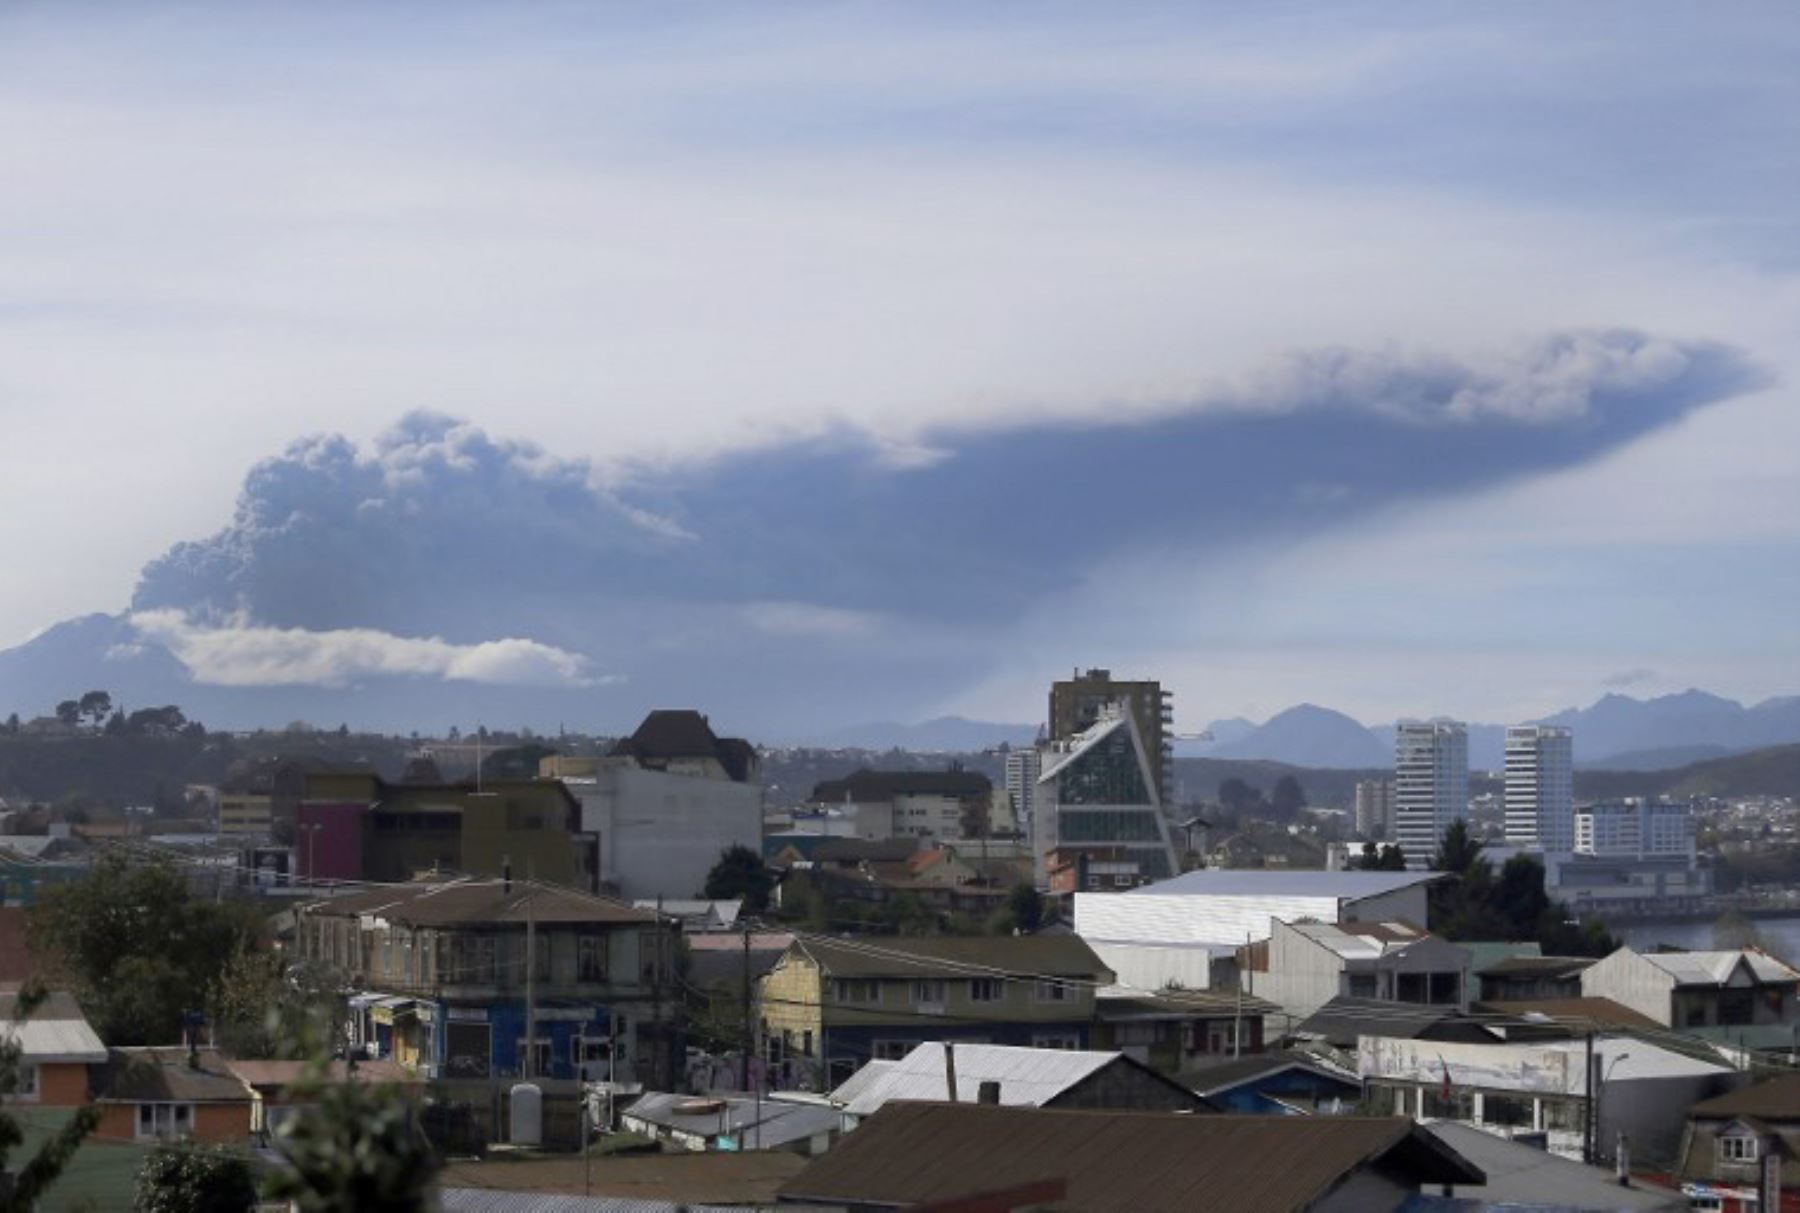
[1048,668,1173,806]
[1504,725,1574,851]
[1393,721,1468,869]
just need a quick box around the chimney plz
[977,1080,1001,1105]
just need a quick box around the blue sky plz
[0,3,1796,734]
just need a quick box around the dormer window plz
[1718,1132,1760,1164]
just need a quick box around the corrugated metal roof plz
[1690,1072,1800,1121]
[1425,1123,1686,1211]
[441,1191,742,1213]
[0,1016,106,1063]
[824,1058,897,1108]
[778,1103,1483,1212]
[620,1092,840,1148]
[791,933,1108,980]
[1126,870,1440,898]
[1638,949,1800,986]
[832,1043,1130,1117]
[301,881,655,927]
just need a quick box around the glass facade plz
[1054,731,1149,805]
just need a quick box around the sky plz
[1,3,1797,736]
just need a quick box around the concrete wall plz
[1086,940,1223,992]
[569,765,761,901]
[1341,885,1430,928]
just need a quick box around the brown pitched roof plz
[93,1047,252,1104]
[1472,997,1660,1031]
[778,1103,1482,1212]
[1689,1074,1800,1122]
[610,710,756,781]
[1478,955,1596,978]
[811,837,919,864]
[301,880,656,927]
[790,934,1109,981]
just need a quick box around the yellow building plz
[217,793,274,838]
[760,934,1112,1086]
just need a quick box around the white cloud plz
[742,601,883,640]
[130,610,600,688]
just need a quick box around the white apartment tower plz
[1004,748,1043,835]
[1504,725,1574,851]
[1354,779,1395,840]
[1393,721,1469,870]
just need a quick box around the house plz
[291,879,679,1092]
[1426,1121,1687,1211]
[758,935,1113,1087]
[619,1091,841,1155]
[1090,990,1278,1071]
[1469,996,1662,1034]
[545,710,763,902]
[225,1058,418,1138]
[1073,868,1443,994]
[1189,1052,1364,1115]
[1244,917,1470,1024]
[809,768,995,843]
[1580,946,1800,1030]
[631,899,742,934]
[828,1041,1212,1124]
[0,990,106,1106]
[1358,1032,1741,1166]
[297,772,598,891]
[1478,954,1597,1002]
[90,1046,255,1145]
[778,1102,1484,1213]
[1675,1072,1800,1211]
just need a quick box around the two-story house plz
[1580,947,1800,1030]
[1245,918,1470,1025]
[1676,1073,1800,1211]
[292,879,679,1094]
[759,935,1113,1087]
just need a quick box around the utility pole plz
[944,1041,958,1102]
[1583,1031,1597,1165]
[739,923,753,1091]
[524,876,537,1082]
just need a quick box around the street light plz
[1595,1052,1631,1165]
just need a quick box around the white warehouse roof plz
[830,1043,1123,1117]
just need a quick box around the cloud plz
[130,609,599,688]
[1603,667,1660,689]
[742,601,884,640]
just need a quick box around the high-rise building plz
[1504,725,1574,851]
[1574,800,1695,858]
[1033,704,1178,889]
[1048,668,1173,805]
[1393,721,1468,870]
[1004,747,1043,835]
[1353,779,1395,840]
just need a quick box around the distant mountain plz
[1210,704,1390,769]
[807,716,1038,752]
[1584,744,1736,772]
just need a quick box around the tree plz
[1007,883,1043,933]
[30,854,263,1045]
[266,1077,439,1213]
[1432,819,1484,875]
[133,1143,257,1213]
[0,984,99,1212]
[77,691,112,730]
[1270,775,1307,819]
[703,845,774,913]
[2,714,17,735]
[127,706,188,736]
[53,701,79,728]
[1217,779,1261,814]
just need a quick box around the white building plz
[1504,725,1573,851]
[808,769,994,843]
[544,710,763,902]
[1573,800,1694,858]
[1073,869,1442,993]
[1032,706,1178,889]
[1249,918,1471,1025]
[1354,779,1395,840]
[1394,721,1469,869]
[1003,748,1042,836]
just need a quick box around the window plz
[969,978,1003,1004]
[578,936,607,982]
[833,979,880,1005]
[1033,1032,1080,1050]
[912,980,947,1008]
[8,1064,36,1100]
[135,1103,193,1142]
[515,1037,554,1078]
[872,1040,913,1060]
[1719,1134,1760,1163]
[1033,979,1072,1003]
[802,1031,814,1057]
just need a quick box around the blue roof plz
[1126,870,1440,898]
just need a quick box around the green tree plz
[2,713,17,735]
[53,701,79,728]
[133,1143,257,1213]
[30,854,263,1044]
[266,1075,439,1213]
[1007,883,1044,933]
[77,691,112,731]
[1217,778,1262,815]
[1432,819,1484,875]
[211,949,346,1062]
[1270,775,1307,819]
[703,845,774,913]
[0,984,100,1212]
